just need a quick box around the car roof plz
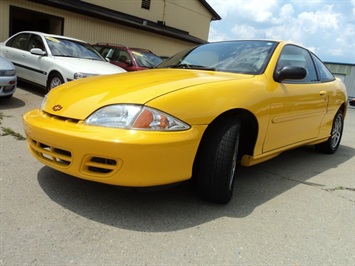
[93,43,155,54]
[13,31,86,43]
[94,43,128,49]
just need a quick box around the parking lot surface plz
[1,83,354,265]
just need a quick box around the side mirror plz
[274,66,307,82]
[105,57,110,63]
[30,48,47,56]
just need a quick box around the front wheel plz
[47,73,64,91]
[315,109,344,154]
[194,117,241,204]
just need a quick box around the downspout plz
[162,0,167,24]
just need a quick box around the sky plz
[206,0,355,64]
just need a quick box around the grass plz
[0,112,26,140]
[326,186,355,192]
[1,127,26,140]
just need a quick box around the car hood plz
[53,57,126,74]
[43,69,254,119]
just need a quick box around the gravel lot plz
[1,82,354,265]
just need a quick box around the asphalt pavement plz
[0,82,354,265]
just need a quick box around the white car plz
[0,31,126,91]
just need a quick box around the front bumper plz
[23,109,205,187]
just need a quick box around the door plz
[263,45,328,152]
[25,34,48,86]
[2,32,30,80]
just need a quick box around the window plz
[29,35,45,51]
[6,33,29,51]
[312,54,335,82]
[276,45,318,83]
[141,0,151,10]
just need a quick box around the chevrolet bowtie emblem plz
[52,104,63,111]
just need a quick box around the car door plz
[110,48,137,71]
[24,34,48,86]
[263,45,328,152]
[2,33,30,80]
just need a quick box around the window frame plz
[311,53,335,83]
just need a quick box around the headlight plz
[85,104,190,131]
[73,72,98,79]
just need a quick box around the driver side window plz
[277,45,318,83]
[29,35,45,51]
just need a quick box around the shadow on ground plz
[0,81,45,110]
[37,144,354,232]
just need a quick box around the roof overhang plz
[199,0,221,21]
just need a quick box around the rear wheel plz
[194,117,241,204]
[315,109,344,154]
[47,73,64,91]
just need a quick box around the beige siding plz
[0,1,10,39]
[83,0,162,21]
[163,0,212,40]
[0,0,67,40]
[0,0,200,57]
[83,0,212,40]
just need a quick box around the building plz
[0,0,221,57]
[325,62,355,97]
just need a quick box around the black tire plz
[315,109,344,154]
[194,117,241,204]
[47,73,64,91]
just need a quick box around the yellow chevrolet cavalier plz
[23,40,347,203]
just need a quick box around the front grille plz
[27,137,72,167]
[43,111,81,124]
[27,136,123,177]
[82,156,120,175]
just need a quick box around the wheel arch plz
[192,108,258,172]
[340,102,347,117]
[46,70,65,89]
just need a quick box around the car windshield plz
[45,36,104,61]
[158,40,278,74]
[131,50,163,68]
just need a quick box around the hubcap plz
[229,150,237,190]
[330,114,342,149]
[50,77,62,89]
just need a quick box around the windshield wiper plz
[55,55,78,58]
[83,57,102,61]
[166,64,215,71]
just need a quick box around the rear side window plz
[6,33,30,51]
[312,54,335,82]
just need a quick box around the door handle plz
[319,90,327,101]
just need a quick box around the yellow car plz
[23,40,347,203]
